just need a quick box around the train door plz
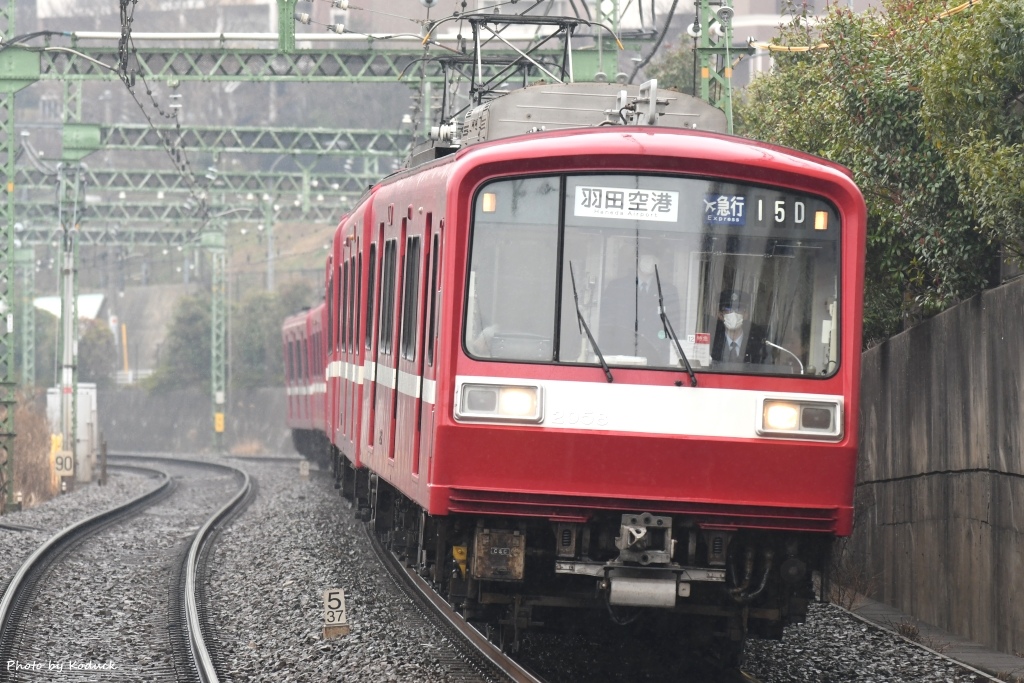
[361,228,383,458]
[326,261,337,446]
[395,215,433,484]
[285,334,294,423]
[337,256,348,448]
[349,249,362,459]
[417,222,441,480]
[373,222,406,472]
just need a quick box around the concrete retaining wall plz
[853,276,1024,655]
[98,387,295,455]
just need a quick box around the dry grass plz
[884,617,952,653]
[996,672,1024,682]
[229,438,267,457]
[13,390,59,509]
[891,618,921,641]
[827,537,876,610]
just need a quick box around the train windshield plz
[466,174,841,377]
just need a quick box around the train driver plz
[710,290,769,364]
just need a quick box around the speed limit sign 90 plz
[53,450,74,476]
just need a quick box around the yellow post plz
[120,323,129,372]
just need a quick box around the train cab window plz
[467,174,842,377]
[465,176,560,360]
[400,236,421,360]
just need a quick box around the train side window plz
[365,243,377,350]
[327,274,334,353]
[379,240,398,355]
[400,236,421,360]
[285,338,293,383]
[426,233,439,367]
[290,339,297,382]
[341,261,349,352]
[355,254,362,355]
[313,332,320,375]
[348,256,357,355]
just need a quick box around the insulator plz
[331,0,349,8]
[328,23,345,34]
[294,12,312,25]
[712,536,724,556]
[561,529,572,547]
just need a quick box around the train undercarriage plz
[333,451,831,664]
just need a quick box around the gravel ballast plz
[1,455,1008,682]
[206,458,481,683]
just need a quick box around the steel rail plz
[108,454,253,683]
[0,465,172,663]
[364,524,546,683]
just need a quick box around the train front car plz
[420,102,866,658]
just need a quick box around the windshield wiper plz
[569,262,613,383]
[654,266,698,387]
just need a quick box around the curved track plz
[108,454,254,683]
[0,464,173,678]
[0,456,252,683]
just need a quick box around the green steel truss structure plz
[43,46,443,83]
[16,198,347,237]
[0,1,640,489]
[16,166,374,197]
[694,0,754,134]
[98,124,410,158]
[1,0,20,509]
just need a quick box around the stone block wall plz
[853,277,1024,654]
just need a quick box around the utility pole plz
[57,163,86,486]
[263,196,276,292]
[693,0,753,134]
[202,228,227,453]
[0,0,34,513]
[15,248,35,387]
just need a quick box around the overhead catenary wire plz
[115,0,208,224]
[627,0,680,83]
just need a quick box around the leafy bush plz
[736,0,1010,344]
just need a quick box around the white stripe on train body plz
[452,375,843,440]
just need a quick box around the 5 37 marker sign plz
[322,588,350,639]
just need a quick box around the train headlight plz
[456,383,543,424]
[758,398,842,440]
[763,402,799,431]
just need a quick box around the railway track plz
[365,522,548,683]
[364,520,764,683]
[0,456,252,683]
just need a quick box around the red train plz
[284,80,866,660]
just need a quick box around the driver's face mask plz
[722,311,744,331]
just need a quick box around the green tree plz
[919,0,1024,263]
[147,292,211,392]
[148,281,315,392]
[78,319,117,388]
[737,1,1002,344]
[231,279,312,388]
